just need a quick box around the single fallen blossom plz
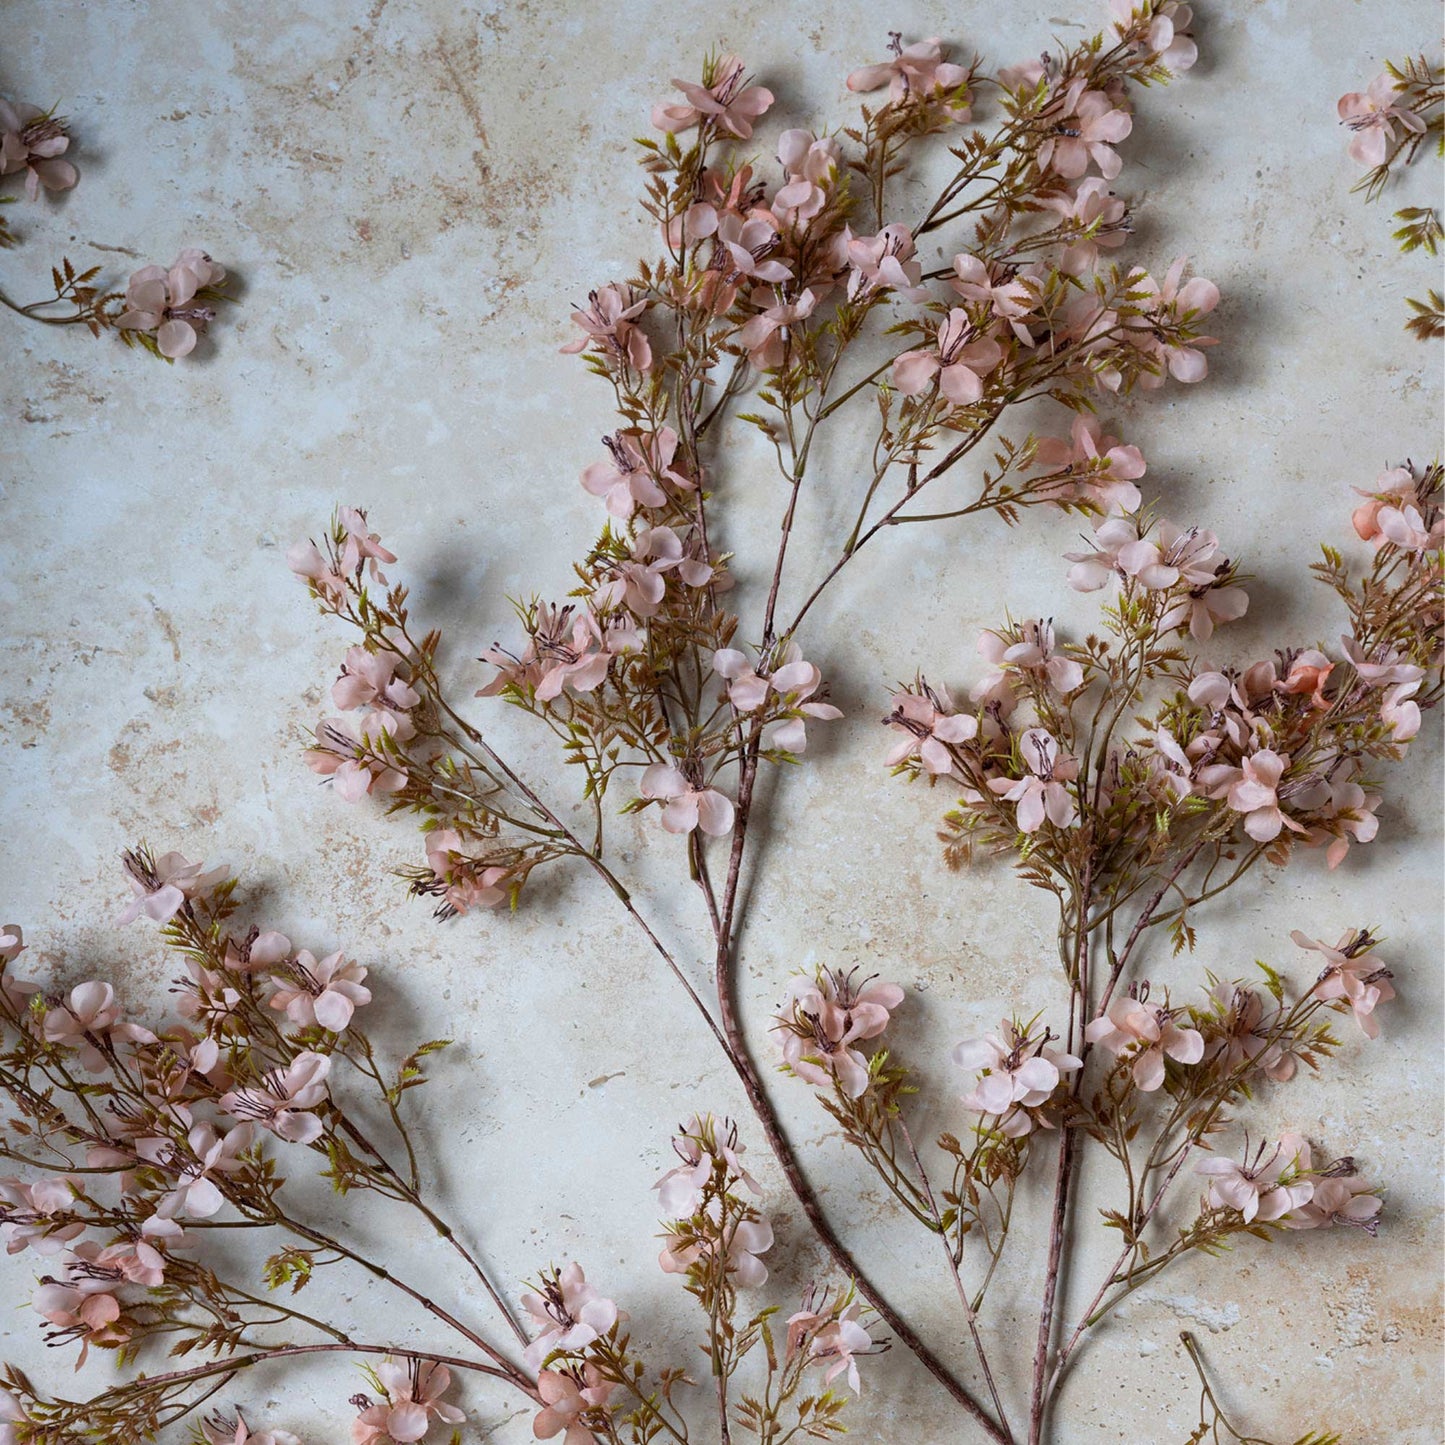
[0,98,77,199]
[116,249,226,359]
[1084,994,1205,1091]
[521,1263,619,1372]
[638,761,735,835]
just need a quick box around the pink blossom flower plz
[32,1279,127,1364]
[64,1235,169,1292]
[1160,579,1250,641]
[1380,679,1422,742]
[638,762,734,836]
[116,250,226,358]
[0,99,77,199]
[533,1365,615,1444]
[287,539,348,606]
[219,1052,332,1144]
[777,969,902,1099]
[351,1359,465,1444]
[268,949,371,1032]
[1350,466,1417,544]
[1065,515,1142,592]
[1339,635,1423,689]
[560,284,652,372]
[118,849,228,927]
[1276,650,1335,709]
[1117,521,1225,590]
[950,253,1039,341]
[738,288,817,369]
[1376,500,1443,551]
[981,620,1085,696]
[421,830,513,916]
[1084,996,1205,1091]
[201,1410,301,1445]
[885,682,979,772]
[1039,81,1132,180]
[336,507,397,583]
[333,648,419,713]
[530,607,612,702]
[786,1298,877,1394]
[988,729,1079,832]
[893,309,1003,407]
[715,643,841,751]
[1033,414,1145,513]
[1126,258,1220,385]
[1201,983,1296,1083]
[773,131,841,223]
[1110,0,1197,73]
[0,1176,83,1256]
[845,223,929,302]
[1338,73,1427,168]
[1305,776,1381,870]
[846,36,971,119]
[305,714,410,802]
[660,1215,774,1287]
[955,1020,1081,1134]
[593,526,711,619]
[1042,177,1131,273]
[1282,1155,1383,1234]
[1196,1133,1313,1223]
[41,982,156,1072]
[149,1122,253,1220]
[655,1114,759,1216]
[581,427,693,518]
[651,55,774,139]
[521,1263,619,1371]
[1201,748,1303,843]
[713,212,792,285]
[1293,929,1395,1039]
[0,1388,35,1444]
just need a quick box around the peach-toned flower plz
[560,284,652,372]
[1160,579,1250,642]
[988,729,1079,832]
[118,849,227,927]
[148,1122,253,1220]
[0,1176,83,1256]
[651,55,773,139]
[1350,466,1417,544]
[1042,176,1131,273]
[1039,80,1132,180]
[660,1215,774,1287]
[1034,414,1145,513]
[1084,995,1204,1091]
[581,427,693,518]
[1276,649,1335,709]
[268,949,371,1032]
[1339,634,1423,688]
[950,253,1039,341]
[1125,258,1219,385]
[219,1052,331,1144]
[116,250,226,358]
[846,36,971,119]
[1201,748,1304,843]
[773,130,841,224]
[1283,1155,1383,1234]
[845,223,929,302]
[352,1358,465,1444]
[41,981,157,1072]
[1293,929,1395,1039]
[0,99,77,199]
[1338,73,1426,168]
[333,647,419,714]
[1196,1132,1313,1223]
[638,762,734,836]
[893,308,1003,407]
[305,714,411,802]
[521,1263,619,1371]
[1110,0,1197,73]
[420,830,514,916]
[201,1410,301,1445]
[738,287,817,369]
[533,1365,615,1444]
[32,1279,128,1365]
[884,683,978,772]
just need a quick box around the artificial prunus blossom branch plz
[0,94,233,358]
[1336,49,1445,340]
[2,6,1439,1444]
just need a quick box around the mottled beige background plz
[0,2,1441,1441]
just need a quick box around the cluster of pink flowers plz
[1086,990,1205,1091]
[774,968,904,1099]
[0,97,77,199]
[1352,464,1444,553]
[116,249,227,359]
[1197,1133,1381,1234]
[785,1285,882,1396]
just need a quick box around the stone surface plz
[0,3,1440,1442]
